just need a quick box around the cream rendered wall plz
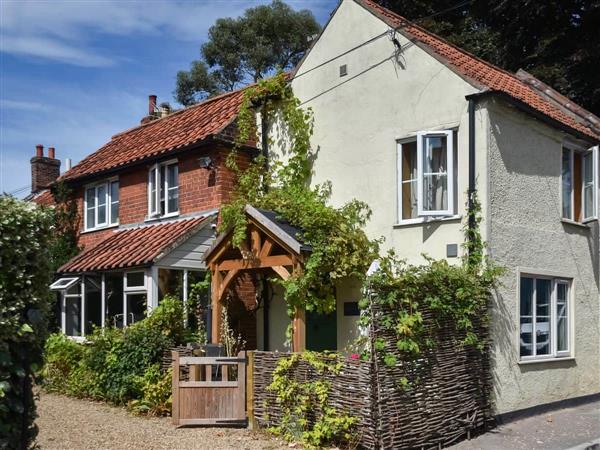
[283,0,488,264]
[486,98,600,414]
[336,278,364,351]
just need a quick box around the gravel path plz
[35,392,288,450]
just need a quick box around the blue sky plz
[0,0,336,196]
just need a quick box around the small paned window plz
[562,146,597,222]
[148,161,179,218]
[84,179,119,230]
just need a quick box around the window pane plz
[97,185,107,224]
[423,174,448,211]
[519,277,534,357]
[562,149,572,219]
[149,167,157,214]
[84,276,102,335]
[584,152,594,218]
[160,165,166,215]
[168,187,179,213]
[65,296,81,337]
[557,283,569,352]
[110,181,119,224]
[86,187,96,228]
[535,279,551,355]
[401,142,418,219]
[158,269,184,303]
[167,164,178,188]
[106,273,124,328]
[422,136,448,212]
[127,293,147,324]
[126,272,145,288]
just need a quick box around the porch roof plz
[58,215,212,273]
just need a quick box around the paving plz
[450,400,600,450]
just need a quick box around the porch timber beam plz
[271,265,291,280]
[217,254,293,271]
[218,269,239,301]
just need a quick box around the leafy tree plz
[376,0,600,116]
[175,0,320,106]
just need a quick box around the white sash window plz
[148,160,179,218]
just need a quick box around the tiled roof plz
[29,189,55,206]
[61,88,248,182]
[58,216,210,273]
[356,0,600,142]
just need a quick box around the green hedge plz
[43,296,184,414]
[0,197,53,449]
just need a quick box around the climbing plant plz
[267,352,357,448]
[361,193,503,373]
[220,72,379,318]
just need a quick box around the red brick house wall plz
[76,146,251,249]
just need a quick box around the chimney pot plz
[149,95,157,115]
[36,144,43,157]
[48,147,55,159]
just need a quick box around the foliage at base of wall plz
[42,296,185,415]
[266,352,358,448]
[0,197,53,449]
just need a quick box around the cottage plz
[266,0,600,416]
[31,91,259,344]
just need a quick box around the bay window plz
[397,130,456,222]
[85,179,119,230]
[562,146,598,222]
[148,160,179,218]
[519,274,571,360]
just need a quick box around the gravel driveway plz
[35,392,288,450]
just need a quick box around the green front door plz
[306,310,337,351]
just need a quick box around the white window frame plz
[123,270,149,327]
[50,277,79,291]
[84,178,119,231]
[397,130,456,223]
[561,146,598,223]
[417,130,454,216]
[148,160,179,219]
[518,273,573,362]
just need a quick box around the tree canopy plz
[174,0,320,106]
[376,0,600,116]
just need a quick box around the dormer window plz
[148,160,179,218]
[84,179,119,231]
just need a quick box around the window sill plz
[561,218,590,229]
[518,356,574,365]
[394,215,461,228]
[81,223,119,234]
[145,212,180,223]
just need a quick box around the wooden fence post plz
[171,351,180,426]
[246,351,256,429]
[237,350,247,424]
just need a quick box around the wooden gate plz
[171,351,246,426]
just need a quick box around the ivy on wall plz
[220,72,379,319]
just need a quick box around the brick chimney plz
[31,145,60,193]
[141,94,159,124]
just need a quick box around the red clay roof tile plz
[61,88,248,182]
[357,0,600,142]
[58,216,210,273]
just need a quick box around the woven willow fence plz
[252,303,493,449]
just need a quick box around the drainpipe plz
[468,97,477,251]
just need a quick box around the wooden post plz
[246,351,256,429]
[171,351,180,426]
[211,267,222,344]
[292,308,305,352]
[237,351,247,423]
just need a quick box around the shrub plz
[42,296,186,410]
[128,365,172,416]
[0,197,53,449]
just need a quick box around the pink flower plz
[350,353,359,360]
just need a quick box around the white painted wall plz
[486,99,600,414]
[336,278,363,351]
[279,0,486,264]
